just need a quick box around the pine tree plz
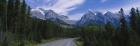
[27,6,31,15]
[7,0,15,20]
[0,0,7,17]
[130,8,137,31]
[15,0,21,16]
[21,0,27,15]
[136,8,140,16]
[21,0,28,32]
[14,0,21,33]
[7,0,16,32]
[0,0,7,32]
[119,8,127,32]
[105,22,115,41]
[136,8,140,35]
[118,8,129,46]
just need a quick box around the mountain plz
[77,11,107,26]
[77,11,128,27]
[43,10,76,28]
[104,11,121,26]
[31,9,45,20]
[31,9,68,24]
[31,9,130,28]
[31,9,75,28]
[44,10,67,22]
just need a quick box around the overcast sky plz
[26,0,140,20]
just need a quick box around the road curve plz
[38,38,76,46]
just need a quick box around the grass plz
[75,38,83,46]
[40,38,60,44]
[26,38,61,46]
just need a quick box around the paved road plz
[38,38,76,46]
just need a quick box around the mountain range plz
[31,9,130,27]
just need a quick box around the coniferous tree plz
[136,8,140,16]
[114,8,129,46]
[105,22,115,43]
[105,22,115,32]
[0,0,7,17]
[129,8,140,46]
[119,8,127,32]
[7,0,16,32]
[0,0,8,46]
[121,8,129,46]
[14,0,21,33]
[27,6,31,15]
[130,8,137,31]
[21,0,27,15]
[0,0,7,32]
[136,8,140,35]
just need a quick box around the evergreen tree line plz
[80,8,140,46]
[1,0,140,46]
[0,0,80,46]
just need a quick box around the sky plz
[26,0,140,20]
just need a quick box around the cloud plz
[48,0,85,15]
[26,0,85,15]
[98,1,140,14]
[26,0,140,20]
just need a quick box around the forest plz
[79,8,140,46]
[0,0,79,46]
[1,0,140,46]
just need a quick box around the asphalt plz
[38,38,76,46]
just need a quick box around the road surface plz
[38,38,76,46]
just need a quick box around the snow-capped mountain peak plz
[31,8,77,27]
[77,10,123,27]
[31,9,45,20]
[77,11,107,26]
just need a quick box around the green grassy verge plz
[75,38,83,46]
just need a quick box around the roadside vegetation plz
[0,0,79,46]
[79,8,140,46]
[1,0,140,46]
